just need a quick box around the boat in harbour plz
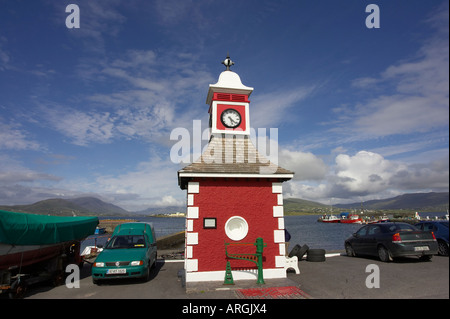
[318,215,340,223]
[340,214,363,224]
[366,215,390,224]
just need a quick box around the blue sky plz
[0,0,448,211]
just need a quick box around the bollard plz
[254,237,266,284]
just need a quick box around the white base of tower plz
[185,268,286,283]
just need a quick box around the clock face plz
[220,108,241,128]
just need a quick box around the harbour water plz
[82,212,448,252]
[82,215,358,252]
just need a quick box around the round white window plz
[225,216,249,241]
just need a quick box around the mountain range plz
[0,192,447,216]
[333,192,449,211]
[0,197,129,216]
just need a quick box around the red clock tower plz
[178,55,294,284]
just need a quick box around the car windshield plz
[105,235,146,249]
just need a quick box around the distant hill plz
[0,197,129,216]
[281,192,449,214]
[66,197,129,215]
[133,205,185,215]
[334,192,449,211]
[283,198,329,214]
[3,192,445,217]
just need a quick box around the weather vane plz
[221,53,234,71]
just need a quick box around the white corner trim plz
[275,255,287,268]
[274,230,285,243]
[278,243,286,256]
[188,182,200,193]
[186,245,193,258]
[186,219,194,232]
[278,217,285,230]
[277,193,283,205]
[273,206,284,217]
[272,182,283,193]
[187,194,194,206]
[186,232,198,245]
[185,259,198,272]
[187,206,199,219]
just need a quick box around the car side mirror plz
[353,233,358,238]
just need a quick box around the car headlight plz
[94,262,105,267]
[130,260,143,266]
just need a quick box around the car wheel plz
[419,255,432,261]
[345,243,355,257]
[378,245,393,262]
[437,240,449,256]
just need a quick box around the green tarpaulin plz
[0,210,99,245]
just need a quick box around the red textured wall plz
[191,178,279,272]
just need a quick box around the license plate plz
[414,246,429,251]
[107,268,126,274]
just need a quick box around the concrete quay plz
[18,251,448,300]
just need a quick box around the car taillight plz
[392,233,402,243]
[431,232,436,241]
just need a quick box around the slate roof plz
[178,134,294,189]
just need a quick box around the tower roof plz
[178,134,294,189]
[206,56,254,105]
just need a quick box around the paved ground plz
[17,252,448,300]
[289,254,449,299]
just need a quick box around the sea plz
[82,212,448,252]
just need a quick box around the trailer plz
[0,210,98,298]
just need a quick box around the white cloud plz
[92,152,183,211]
[0,119,41,151]
[334,151,397,194]
[37,104,115,146]
[155,195,184,207]
[30,49,214,147]
[354,95,448,136]
[278,148,327,181]
[251,86,315,129]
[285,150,449,204]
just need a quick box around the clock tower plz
[207,55,253,137]
[178,55,294,284]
